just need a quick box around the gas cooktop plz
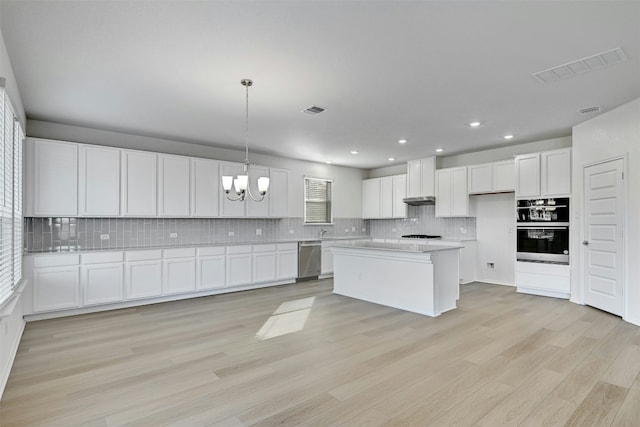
[401,234,442,239]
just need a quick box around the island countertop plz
[331,241,462,253]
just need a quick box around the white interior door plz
[583,158,624,316]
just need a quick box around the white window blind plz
[0,88,23,305]
[304,177,332,224]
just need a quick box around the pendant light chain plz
[244,80,250,165]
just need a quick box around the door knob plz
[582,241,589,246]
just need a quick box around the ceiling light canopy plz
[503,134,514,140]
[469,121,481,127]
[398,139,407,144]
[350,150,359,155]
[435,148,444,153]
[221,79,270,202]
[388,157,395,161]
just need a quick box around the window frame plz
[303,177,333,225]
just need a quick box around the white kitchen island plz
[330,242,461,317]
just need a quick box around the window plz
[304,177,332,224]
[0,88,24,305]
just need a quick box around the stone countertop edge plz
[24,236,371,255]
[330,242,463,254]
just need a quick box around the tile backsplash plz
[367,205,476,240]
[24,217,368,252]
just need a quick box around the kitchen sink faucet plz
[320,229,328,239]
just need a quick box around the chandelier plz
[221,79,270,202]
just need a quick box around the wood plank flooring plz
[1,280,639,426]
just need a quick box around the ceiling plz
[1,1,639,169]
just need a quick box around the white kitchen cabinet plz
[32,265,80,312]
[252,244,277,283]
[468,160,515,195]
[516,261,570,299]
[78,145,120,216]
[380,177,393,218]
[493,160,515,192]
[121,150,157,216]
[125,250,162,300]
[268,168,289,218]
[220,162,247,217]
[541,148,571,197]
[407,157,436,198]
[277,243,298,280]
[392,174,407,218]
[163,256,196,295]
[226,245,252,286]
[190,158,220,217]
[362,178,381,219]
[196,247,226,290]
[321,244,334,276]
[158,154,190,217]
[82,263,124,306]
[515,149,571,198]
[247,165,270,218]
[27,138,78,216]
[436,167,470,217]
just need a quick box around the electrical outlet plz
[289,229,295,234]
[256,228,262,235]
[228,231,235,237]
[460,227,467,234]
[100,234,109,240]
[169,232,178,238]
[487,262,495,269]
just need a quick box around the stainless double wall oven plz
[516,197,569,264]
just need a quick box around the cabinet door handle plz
[582,241,589,246]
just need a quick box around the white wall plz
[572,97,640,326]
[0,15,26,399]
[27,120,367,218]
[472,193,516,286]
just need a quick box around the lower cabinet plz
[516,261,570,299]
[321,244,334,276]
[33,265,80,312]
[227,246,253,287]
[82,263,124,306]
[163,248,196,295]
[253,244,277,283]
[125,250,163,300]
[196,247,226,290]
[277,243,298,280]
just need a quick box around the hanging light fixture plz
[221,79,270,201]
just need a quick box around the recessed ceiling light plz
[350,150,359,155]
[325,160,332,164]
[503,134,514,140]
[469,121,481,127]
[388,157,395,161]
[435,148,444,153]
[398,139,407,144]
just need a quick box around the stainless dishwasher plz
[298,240,321,280]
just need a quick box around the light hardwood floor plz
[1,280,639,426]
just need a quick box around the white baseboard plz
[517,286,570,300]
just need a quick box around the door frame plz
[580,154,627,318]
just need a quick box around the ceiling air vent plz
[303,105,326,115]
[578,105,601,115]
[532,47,628,84]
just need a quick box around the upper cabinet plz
[78,145,120,216]
[407,157,436,198]
[26,138,78,217]
[121,150,157,216]
[190,158,220,217]
[515,148,571,198]
[157,154,190,217]
[362,174,407,219]
[435,167,471,217]
[268,168,289,218]
[25,139,291,219]
[468,159,515,194]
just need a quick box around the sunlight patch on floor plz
[256,296,316,340]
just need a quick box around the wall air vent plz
[303,105,326,115]
[578,105,601,115]
[532,47,628,84]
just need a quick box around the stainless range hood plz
[402,196,436,206]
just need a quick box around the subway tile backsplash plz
[367,205,477,240]
[24,217,368,252]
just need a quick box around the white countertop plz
[331,241,462,253]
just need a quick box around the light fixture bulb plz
[222,176,233,192]
[469,121,481,127]
[236,175,248,192]
[350,150,359,155]
[257,177,270,194]
[435,148,444,153]
[398,139,407,144]
[388,157,395,161]
[504,134,514,140]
